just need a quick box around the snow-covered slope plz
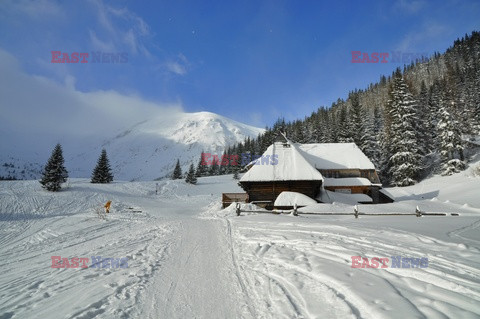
[1,167,479,318]
[2,111,264,181]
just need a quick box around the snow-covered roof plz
[274,191,318,207]
[298,143,375,170]
[239,142,324,182]
[379,188,396,200]
[324,177,371,187]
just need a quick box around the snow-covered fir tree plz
[360,107,379,167]
[39,143,68,192]
[337,103,353,143]
[185,164,197,184]
[195,152,208,177]
[233,170,240,180]
[208,158,219,176]
[384,70,421,186]
[415,81,432,156]
[91,149,113,183]
[437,100,465,175]
[349,93,364,146]
[172,159,182,180]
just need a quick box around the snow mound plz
[317,189,373,205]
[274,191,318,207]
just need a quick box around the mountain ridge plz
[0,111,264,181]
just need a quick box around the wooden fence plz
[233,203,459,218]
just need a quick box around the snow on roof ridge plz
[298,143,375,170]
[239,137,324,182]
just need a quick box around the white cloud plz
[394,0,426,14]
[166,61,187,76]
[89,29,117,52]
[64,74,76,90]
[88,0,151,56]
[123,29,138,54]
[164,54,190,76]
[396,23,451,51]
[0,0,64,20]
[89,0,115,33]
[0,48,183,157]
[249,112,264,128]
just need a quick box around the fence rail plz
[234,203,458,218]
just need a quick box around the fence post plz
[415,206,422,217]
[293,204,298,216]
[354,205,359,219]
[236,203,241,216]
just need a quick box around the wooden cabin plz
[238,137,393,207]
[238,139,324,208]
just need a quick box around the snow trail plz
[139,218,253,319]
[1,173,480,318]
[0,177,252,318]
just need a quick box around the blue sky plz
[1,0,479,128]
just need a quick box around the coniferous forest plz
[197,31,480,186]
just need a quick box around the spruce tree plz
[337,105,353,143]
[415,81,431,156]
[172,159,182,179]
[39,143,68,192]
[209,158,219,176]
[233,170,240,180]
[91,149,113,183]
[384,71,420,186]
[185,163,197,184]
[360,108,379,166]
[350,93,364,146]
[437,102,465,175]
[195,152,207,177]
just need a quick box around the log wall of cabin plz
[239,181,322,203]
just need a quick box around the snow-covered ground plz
[1,169,479,318]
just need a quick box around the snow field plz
[0,169,479,318]
[228,215,479,318]
[0,180,179,318]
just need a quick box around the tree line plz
[196,31,480,186]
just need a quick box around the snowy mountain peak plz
[1,111,264,181]
[71,111,264,181]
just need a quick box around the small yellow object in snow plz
[104,201,112,213]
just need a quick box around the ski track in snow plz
[1,174,480,318]
[226,216,480,319]
[0,177,254,319]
